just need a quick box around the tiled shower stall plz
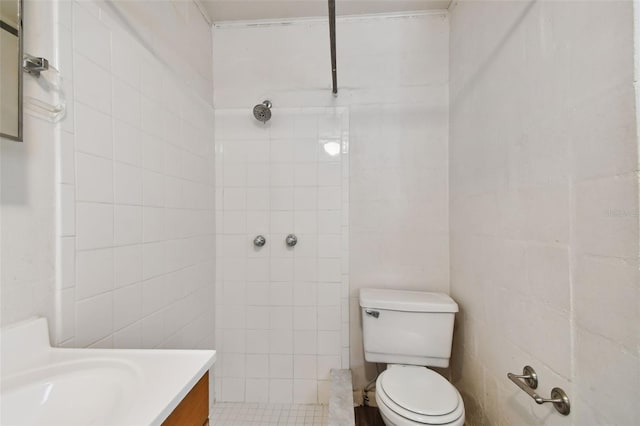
[214,108,350,404]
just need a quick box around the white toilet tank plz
[360,289,459,368]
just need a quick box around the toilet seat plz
[375,366,465,425]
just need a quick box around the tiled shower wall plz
[214,108,349,403]
[54,0,216,350]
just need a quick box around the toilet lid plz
[379,366,459,416]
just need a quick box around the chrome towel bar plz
[507,366,570,415]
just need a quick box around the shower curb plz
[328,369,355,425]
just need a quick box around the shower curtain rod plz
[328,0,337,95]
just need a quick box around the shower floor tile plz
[211,402,328,425]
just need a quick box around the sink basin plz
[1,359,141,426]
[1,318,216,425]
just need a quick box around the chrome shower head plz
[253,100,272,123]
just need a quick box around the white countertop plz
[0,318,216,426]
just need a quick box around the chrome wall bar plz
[328,0,337,95]
[507,366,570,415]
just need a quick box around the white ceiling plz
[199,0,450,23]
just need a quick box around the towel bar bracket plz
[507,366,570,416]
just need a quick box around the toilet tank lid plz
[359,289,459,313]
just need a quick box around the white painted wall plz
[53,0,216,351]
[213,11,450,391]
[449,1,639,424]
[1,0,57,330]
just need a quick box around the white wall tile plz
[317,187,341,210]
[114,245,142,288]
[223,188,247,210]
[114,205,142,245]
[76,248,113,300]
[142,207,165,243]
[111,29,141,88]
[246,306,269,330]
[270,164,294,187]
[142,170,165,207]
[112,77,141,126]
[142,132,165,173]
[140,98,167,140]
[268,329,293,354]
[294,163,318,187]
[113,283,142,330]
[317,331,341,356]
[294,188,317,211]
[270,211,293,234]
[317,307,341,332]
[317,211,341,234]
[317,259,341,282]
[268,379,293,403]
[76,292,113,347]
[114,162,143,205]
[113,321,142,348]
[293,283,317,306]
[294,330,317,355]
[74,54,111,114]
[293,355,317,379]
[76,153,113,203]
[293,380,317,404]
[142,242,166,279]
[76,202,113,250]
[73,3,110,69]
[246,354,269,378]
[270,188,293,210]
[74,103,113,159]
[317,355,341,380]
[269,354,293,378]
[113,120,142,166]
[293,307,317,330]
[244,379,269,403]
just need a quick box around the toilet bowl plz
[374,366,464,426]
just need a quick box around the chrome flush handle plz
[365,309,379,318]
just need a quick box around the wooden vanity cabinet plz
[162,372,209,426]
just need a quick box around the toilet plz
[360,289,465,426]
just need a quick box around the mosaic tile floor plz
[211,402,328,425]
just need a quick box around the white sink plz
[2,359,140,425]
[0,318,216,426]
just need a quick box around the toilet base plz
[377,400,465,426]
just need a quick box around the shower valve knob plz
[253,235,266,247]
[285,234,298,247]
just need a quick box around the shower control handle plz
[253,235,266,247]
[286,234,298,247]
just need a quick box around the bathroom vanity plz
[0,318,216,426]
[162,371,210,426]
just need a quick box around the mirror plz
[0,0,23,141]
